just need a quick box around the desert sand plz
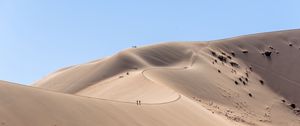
[1,29,300,126]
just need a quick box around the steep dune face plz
[144,44,300,125]
[1,29,300,126]
[210,30,300,106]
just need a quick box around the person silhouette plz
[136,100,139,105]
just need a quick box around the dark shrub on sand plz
[259,80,264,85]
[248,93,253,97]
[217,55,227,62]
[264,51,272,57]
[211,51,217,57]
[234,81,239,85]
[227,55,232,59]
[229,61,239,68]
[231,52,235,57]
[242,50,248,54]
[290,104,296,109]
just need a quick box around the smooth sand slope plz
[1,29,300,126]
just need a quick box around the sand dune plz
[1,29,300,126]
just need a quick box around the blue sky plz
[0,0,300,84]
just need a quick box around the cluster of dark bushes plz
[210,50,240,68]
[236,77,247,85]
[289,103,300,115]
[281,99,300,114]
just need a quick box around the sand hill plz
[1,29,300,126]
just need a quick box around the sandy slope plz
[1,29,300,126]
[0,81,233,126]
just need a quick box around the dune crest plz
[1,29,300,126]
